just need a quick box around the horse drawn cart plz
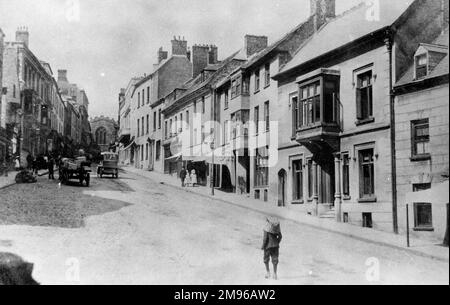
[59,157,91,187]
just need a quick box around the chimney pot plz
[16,26,30,47]
[192,43,212,78]
[58,69,68,82]
[171,36,188,56]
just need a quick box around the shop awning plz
[165,152,182,161]
[123,139,136,151]
[182,145,234,165]
[119,134,131,144]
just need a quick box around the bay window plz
[297,72,340,130]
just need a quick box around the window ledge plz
[292,200,304,205]
[355,117,375,126]
[254,90,260,95]
[358,197,377,203]
[410,154,431,162]
[413,227,434,232]
[343,195,351,201]
[264,84,270,89]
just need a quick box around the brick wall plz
[192,45,209,79]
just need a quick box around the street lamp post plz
[210,139,215,196]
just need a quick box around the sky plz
[0,0,363,119]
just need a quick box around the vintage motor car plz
[97,152,119,178]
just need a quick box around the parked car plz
[97,152,119,178]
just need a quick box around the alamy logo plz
[65,0,81,22]
[167,114,279,167]
[65,257,80,282]
[365,257,380,282]
[365,0,380,22]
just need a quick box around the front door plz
[317,154,335,205]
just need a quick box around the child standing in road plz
[261,216,282,280]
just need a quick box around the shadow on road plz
[0,180,132,229]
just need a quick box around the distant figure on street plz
[190,169,198,187]
[180,167,187,187]
[32,157,38,175]
[47,156,55,180]
[14,157,21,171]
[26,154,33,170]
[261,216,282,280]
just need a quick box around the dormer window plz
[413,43,448,80]
[415,53,428,79]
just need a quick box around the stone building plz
[118,77,142,165]
[131,37,193,171]
[0,27,9,170]
[213,12,317,197]
[2,27,57,165]
[394,26,449,241]
[91,116,118,152]
[162,46,243,186]
[272,0,447,232]
[57,69,92,150]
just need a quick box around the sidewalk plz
[0,173,16,190]
[123,166,449,263]
[0,169,50,190]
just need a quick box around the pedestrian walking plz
[26,154,33,170]
[261,216,282,280]
[48,156,55,180]
[32,157,38,175]
[180,167,187,187]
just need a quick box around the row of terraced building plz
[118,0,449,241]
[1,27,94,170]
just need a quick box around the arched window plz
[95,127,108,145]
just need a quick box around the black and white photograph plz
[0,0,449,289]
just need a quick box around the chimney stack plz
[310,0,336,31]
[187,47,191,61]
[209,45,218,65]
[157,47,168,63]
[192,44,210,78]
[244,35,268,58]
[171,36,188,56]
[58,69,68,82]
[16,26,29,48]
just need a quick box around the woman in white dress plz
[190,169,198,187]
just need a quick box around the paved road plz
[0,170,448,285]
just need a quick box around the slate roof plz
[276,0,415,77]
[396,27,449,87]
